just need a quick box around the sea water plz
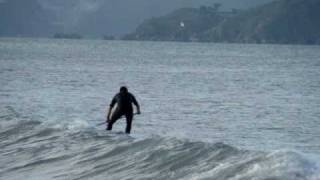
[0,38,319,179]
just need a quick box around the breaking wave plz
[0,119,319,180]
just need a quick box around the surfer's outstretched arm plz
[131,94,141,114]
[106,106,113,122]
[135,103,140,114]
[106,95,117,122]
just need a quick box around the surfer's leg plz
[125,113,133,134]
[106,111,122,131]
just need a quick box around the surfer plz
[106,86,140,134]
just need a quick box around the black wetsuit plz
[107,92,139,133]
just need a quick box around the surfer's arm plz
[107,95,117,122]
[106,106,113,122]
[136,104,141,114]
[131,95,140,114]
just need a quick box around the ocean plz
[0,38,319,180]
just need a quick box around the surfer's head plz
[120,86,128,93]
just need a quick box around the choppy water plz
[0,38,320,180]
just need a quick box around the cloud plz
[77,0,101,12]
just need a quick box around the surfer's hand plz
[136,110,141,115]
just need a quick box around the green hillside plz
[123,6,229,42]
[124,0,320,45]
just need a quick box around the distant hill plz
[125,0,320,45]
[206,0,320,44]
[123,6,229,41]
[0,0,274,38]
[38,0,274,37]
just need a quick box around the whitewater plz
[0,38,320,180]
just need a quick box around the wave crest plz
[0,120,319,180]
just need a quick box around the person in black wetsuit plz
[106,86,140,134]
